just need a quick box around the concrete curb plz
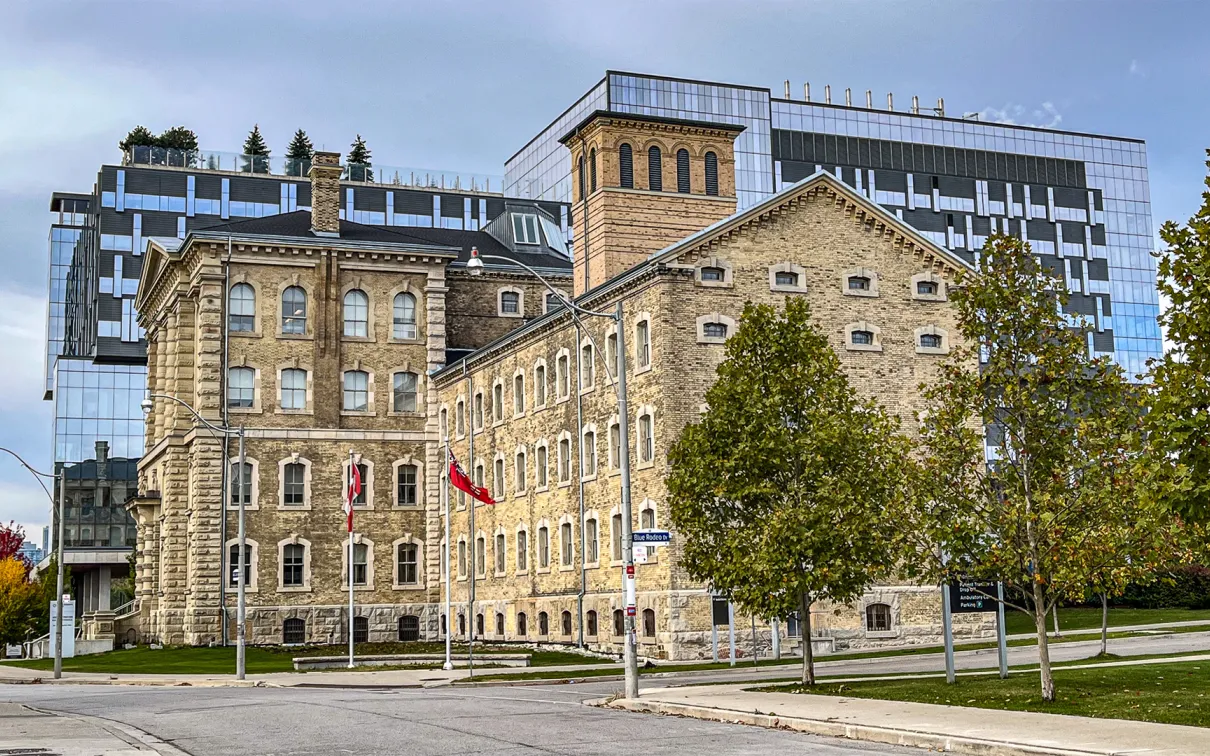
[26,705,194,756]
[0,676,274,688]
[604,698,1126,756]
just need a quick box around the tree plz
[667,298,912,685]
[156,126,199,152]
[0,558,39,645]
[1149,150,1210,523]
[0,522,24,563]
[901,233,1192,701]
[30,556,67,638]
[118,125,157,152]
[347,135,372,182]
[241,125,271,174]
[285,129,314,177]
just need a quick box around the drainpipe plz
[219,236,231,646]
[574,322,587,648]
[577,129,591,294]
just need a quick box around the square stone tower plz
[560,111,744,295]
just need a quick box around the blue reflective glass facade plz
[52,360,147,464]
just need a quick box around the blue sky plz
[1,0,1208,536]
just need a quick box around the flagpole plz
[348,448,355,670]
[442,436,453,671]
[466,373,475,679]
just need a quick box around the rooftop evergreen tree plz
[667,298,912,685]
[118,125,157,152]
[157,126,199,152]
[285,129,314,177]
[347,134,372,181]
[241,124,270,174]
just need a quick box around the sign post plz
[727,601,736,667]
[49,598,75,659]
[943,579,1003,684]
[941,584,955,684]
[710,595,728,663]
[996,581,1008,678]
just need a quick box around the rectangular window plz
[586,519,598,563]
[536,445,548,488]
[514,374,525,414]
[495,533,505,574]
[397,464,417,506]
[534,365,546,406]
[351,543,368,586]
[229,462,253,505]
[280,368,307,410]
[393,372,417,412]
[538,527,550,568]
[283,544,304,586]
[501,291,520,314]
[397,543,417,585]
[516,531,528,571]
[228,544,252,587]
[343,371,369,412]
[639,414,654,462]
[560,522,573,566]
[580,345,594,389]
[348,463,369,505]
[582,431,597,476]
[512,214,541,245]
[283,463,305,506]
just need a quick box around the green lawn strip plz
[0,642,610,676]
[761,660,1210,728]
[1003,607,1210,636]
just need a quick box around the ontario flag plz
[344,461,362,532]
[449,450,495,505]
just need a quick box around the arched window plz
[704,152,719,196]
[517,611,528,636]
[492,382,503,422]
[558,437,571,482]
[398,615,420,642]
[638,411,655,463]
[458,613,466,636]
[535,443,548,489]
[228,542,252,587]
[280,368,307,410]
[440,613,447,637]
[393,292,417,340]
[619,143,633,188]
[582,429,597,476]
[676,148,690,193]
[589,147,597,192]
[475,613,484,638]
[561,610,573,636]
[613,609,624,637]
[495,532,506,574]
[281,286,306,334]
[585,517,598,563]
[496,611,505,636]
[580,343,594,389]
[282,543,305,587]
[647,146,663,191]
[538,525,550,568]
[228,283,255,332]
[343,289,368,337]
[343,370,369,412]
[635,319,651,368]
[353,616,369,643]
[514,449,526,492]
[538,611,549,636]
[578,153,586,200]
[586,610,598,637]
[516,529,528,571]
[866,603,892,632]
[393,372,418,412]
[500,290,520,315]
[560,521,573,566]
[227,367,254,408]
[642,608,656,638]
[611,513,623,561]
[283,617,306,644]
[534,363,547,407]
[556,353,570,398]
[514,373,525,415]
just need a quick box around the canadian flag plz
[344,461,362,532]
[449,450,495,505]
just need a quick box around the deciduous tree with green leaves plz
[667,298,912,685]
[285,129,314,177]
[241,125,270,174]
[901,233,1192,701]
[1150,150,1210,523]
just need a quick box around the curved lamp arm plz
[145,392,236,437]
[0,447,55,505]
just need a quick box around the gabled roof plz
[433,169,973,382]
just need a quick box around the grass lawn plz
[766,660,1210,728]
[0,642,611,676]
[1003,607,1210,636]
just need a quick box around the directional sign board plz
[947,580,999,613]
[633,529,671,545]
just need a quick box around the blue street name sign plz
[633,530,671,545]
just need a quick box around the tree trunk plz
[1051,604,1061,637]
[1100,593,1108,657]
[800,592,816,686]
[1031,582,1055,701]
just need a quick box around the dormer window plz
[917,280,938,296]
[512,214,541,245]
[848,276,871,291]
[700,267,725,282]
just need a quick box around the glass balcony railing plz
[123,146,503,193]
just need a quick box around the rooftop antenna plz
[887,92,894,111]
[865,90,873,108]
[784,80,790,99]
[845,88,852,107]
[824,85,831,105]
[935,97,946,117]
[911,95,920,114]
[804,82,811,102]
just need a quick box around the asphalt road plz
[0,683,917,755]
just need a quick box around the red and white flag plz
[344,462,362,532]
[449,450,495,505]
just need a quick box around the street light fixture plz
[465,247,640,699]
[0,448,66,679]
[141,393,249,680]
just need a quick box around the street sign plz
[633,545,649,564]
[711,597,730,626]
[49,598,76,658]
[633,529,670,545]
[947,580,999,613]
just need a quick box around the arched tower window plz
[705,152,719,196]
[589,148,597,192]
[647,146,662,191]
[577,154,586,200]
[676,149,690,193]
[619,143,633,188]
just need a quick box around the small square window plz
[512,214,541,245]
[920,333,943,349]
[917,280,938,296]
[700,266,725,282]
[775,271,799,287]
[848,276,870,291]
[501,291,520,315]
[702,322,728,339]
[851,330,874,345]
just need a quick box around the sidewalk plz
[609,682,1210,756]
[0,702,188,755]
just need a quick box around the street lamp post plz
[465,249,639,699]
[0,448,65,678]
[141,393,247,679]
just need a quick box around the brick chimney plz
[560,112,743,296]
[309,151,342,237]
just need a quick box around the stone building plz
[133,113,990,655]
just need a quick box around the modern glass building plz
[505,71,1161,375]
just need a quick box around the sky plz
[2,0,1209,538]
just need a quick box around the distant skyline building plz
[506,71,1161,376]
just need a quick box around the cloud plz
[0,287,48,413]
[1129,59,1147,78]
[0,477,53,545]
[975,102,1063,129]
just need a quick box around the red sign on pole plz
[626,606,636,617]
[625,565,635,577]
